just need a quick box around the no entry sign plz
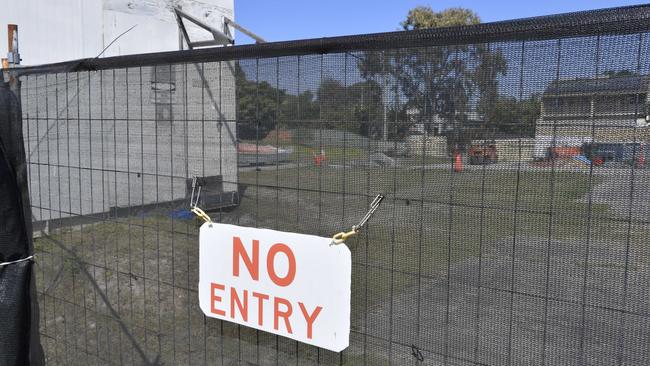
[198,223,351,352]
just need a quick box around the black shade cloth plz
[0,80,44,366]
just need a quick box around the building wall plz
[406,135,448,157]
[21,62,238,221]
[475,139,536,162]
[534,122,650,160]
[1,0,234,66]
[536,125,650,143]
[5,0,237,221]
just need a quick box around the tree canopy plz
[359,6,538,142]
[235,63,384,140]
[235,6,540,142]
[401,6,480,30]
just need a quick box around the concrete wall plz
[470,138,536,162]
[536,125,650,144]
[406,135,448,157]
[22,61,237,221]
[1,0,234,66]
[492,139,535,162]
[535,124,650,159]
[407,135,536,161]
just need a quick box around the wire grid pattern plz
[17,31,650,365]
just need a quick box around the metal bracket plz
[173,7,266,49]
[173,7,233,49]
[224,17,266,44]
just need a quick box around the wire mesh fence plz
[7,5,650,365]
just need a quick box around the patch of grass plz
[288,144,369,161]
[239,166,606,220]
[34,165,650,364]
[235,165,647,317]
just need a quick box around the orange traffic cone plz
[454,152,463,172]
[313,149,326,167]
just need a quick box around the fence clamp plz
[189,177,213,224]
[332,194,384,245]
[0,255,34,267]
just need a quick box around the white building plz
[6,1,239,223]
[1,0,234,66]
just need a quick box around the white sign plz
[198,223,351,352]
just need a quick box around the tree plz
[235,63,283,140]
[235,63,384,140]
[279,90,319,123]
[474,46,507,127]
[359,6,512,147]
[401,6,480,30]
[317,78,384,135]
[235,63,320,140]
[486,96,540,137]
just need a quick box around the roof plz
[544,75,649,96]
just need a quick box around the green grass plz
[288,144,369,161]
[34,165,650,364]
[238,165,608,230]
[236,165,642,316]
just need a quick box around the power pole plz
[381,52,388,141]
[2,24,20,82]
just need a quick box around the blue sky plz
[233,1,648,44]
